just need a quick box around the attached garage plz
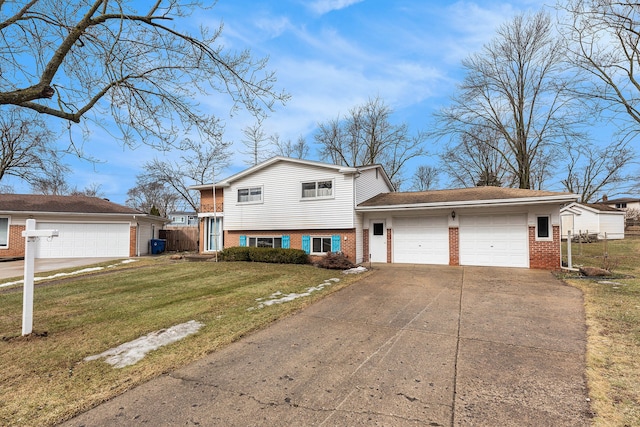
[36,222,131,258]
[393,216,449,264]
[459,214,529,268]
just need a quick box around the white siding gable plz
[356,167,394,205]
[224,161,357,230]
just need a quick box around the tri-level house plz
[190,157,393,263]
[192,157,579,269]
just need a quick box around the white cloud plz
[309,0,364,15]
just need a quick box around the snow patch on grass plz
[85,320,203,368]
[248,277,340,311]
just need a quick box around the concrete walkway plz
[61,265,590,426]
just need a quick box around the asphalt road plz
[61,264,590,426]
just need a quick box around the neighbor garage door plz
[393,216,449,264]
[36,222,130,258]
[459,214,528,268]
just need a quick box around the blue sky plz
[8,0,612,205]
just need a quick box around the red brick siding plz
[225,229,358,261]
[529,225,560,270]
[363,229,369,263]
[449,227,459,266]
[386,229,392,263]
[3,224,26,257]
[200,188,224,213]
[129,226,137,257]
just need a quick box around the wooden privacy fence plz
[159,227,199,252]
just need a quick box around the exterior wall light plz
[451,211,456,219]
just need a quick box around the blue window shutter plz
[331,234,341,252]
[282,235,290,249]
[239,235,246,247]
[302,235,310,254]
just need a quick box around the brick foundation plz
[529,225,561,269]
[363,229,369,263]
[129,226,137,257]
[2,224,26,257]
[225,229,358,261]
[386,229,392,263]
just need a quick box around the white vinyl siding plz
[356,167,393,205]
[599,213,625,239]
[224,162,355,230]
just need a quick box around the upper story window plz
[302,180,333,199]
[0,217,9,248]
[615,202,627,209]
[237,186,263,203]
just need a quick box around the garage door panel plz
[393,216,449,265]
[459,214,528,268]
[36,222,130,258]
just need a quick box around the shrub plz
[315,252,355,270]
[220,247,309,264]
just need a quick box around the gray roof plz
[0,194,141,214]
[604,197,640,204]
[582,203,623,212]
[358,186,575,207]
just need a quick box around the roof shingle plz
[0,194,141,214]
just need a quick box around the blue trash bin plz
[150,239,166,254]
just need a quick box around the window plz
[616,202,627,209]
[248,237,282,248]
[311,237,331,254]
[0,217,8,248]
[536,216,550,240]
[373,223,384,236]
[301,180,333,199]
[237,186,262,203]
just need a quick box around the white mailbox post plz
[21,219,58,336]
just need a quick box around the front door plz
[369,220,387,262]
[207,217,223,251]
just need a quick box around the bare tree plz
[270,134,310,159]
[315,97,427,189]
[0,108,61,185]
[440,125,515,188]
[559,0,640,136]
[30,162,71,195]
[433,11,584,189]
[0,1,288,148]
[410,165,439,191]
[69,183,105,198]
[560,140,634,202]
[126,179,179,217]
[141,134,231,212]
[241,119,269,166]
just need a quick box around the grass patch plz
[0,258,368,426]
[560,236,640,426]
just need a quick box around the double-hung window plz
[248,237,282,248]
[311,236,331,254]
[237,186,262,203]
[301,180,333,199]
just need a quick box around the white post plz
[21,219,58,336]
[567,230,573,269]
[213,167,218,262]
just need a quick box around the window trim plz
[310,236,332,255]
[535,215,552,241]
[0,216,9,249]
[237,186,263,204]
[300,179,334,200]
[247,236,283,248]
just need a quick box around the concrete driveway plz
[61,264,590,426]
[0,258,124,281]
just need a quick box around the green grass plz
[0,258,367,426]
[560,236,640,426]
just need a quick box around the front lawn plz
[561,236,640,426]
[0,259,367,426]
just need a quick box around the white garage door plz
[393,216,449,264]
[459,214,528,268]
[36,222,130,258]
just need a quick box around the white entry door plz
[369,220,386,262]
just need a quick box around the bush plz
[315,252,355,270]
[220,247,309,264]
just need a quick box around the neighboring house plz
[560,202,625,240]
[602,196,640,211]
[0,194,168,258]
[193,157,578,269]
[190,157,394,262]
[167,212,198,227]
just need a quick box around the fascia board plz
[356,195,579,212]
